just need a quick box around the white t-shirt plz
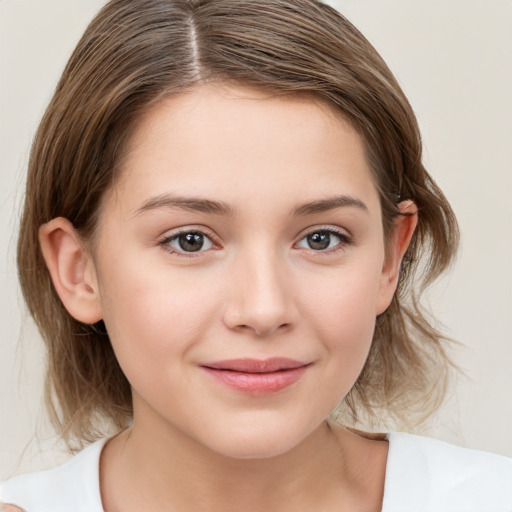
[1,433,511,511]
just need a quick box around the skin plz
[40,85,417,511]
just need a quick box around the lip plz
[200,358,310,395]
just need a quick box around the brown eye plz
[178,233,205,252]
[165,231,214,253]
[296,229,350,252]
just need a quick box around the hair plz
[17,0,459,449]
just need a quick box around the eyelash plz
[295,227,353,254]
[159,228,219,258]
[158,226,353,257]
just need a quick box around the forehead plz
[108,84,380,217]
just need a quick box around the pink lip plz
[200,358,310,395]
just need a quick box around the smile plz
[200,358,310,395]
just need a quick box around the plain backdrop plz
[1,0,511,479]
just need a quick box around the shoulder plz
[0,438,107,512]
[382,432,512,512]
[1,506,25,512]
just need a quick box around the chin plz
[198,418,318,461]
[214,438,298,460]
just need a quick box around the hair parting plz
[17,0,459,450]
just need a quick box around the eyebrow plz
[292,195,369,216]
[135,194,235,216]
[135,193,368,217]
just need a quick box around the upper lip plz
[201,358,309,373]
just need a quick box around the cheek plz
[301,265,382,381]
[95,252,223,373]
[305,263,382,337]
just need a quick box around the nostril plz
[254,322,292,337]
[221,274,296,335]
[229,321,291,337]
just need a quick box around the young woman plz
[1,1,511,510]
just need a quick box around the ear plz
[376,200,418,315]
[39,217,103,324]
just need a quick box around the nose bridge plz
[224,241,294,336]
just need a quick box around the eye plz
[296,229,349,251]
[162,231,215,253]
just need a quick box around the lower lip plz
[201,366,309,395]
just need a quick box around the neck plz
[100,414,387,512]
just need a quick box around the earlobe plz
[376,200,418,315]
[39,217,103,324]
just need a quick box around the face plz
[84,85,404,458]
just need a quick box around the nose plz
[222,247,296,337]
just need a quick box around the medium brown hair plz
[17,0,459,448]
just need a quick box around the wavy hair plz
[17,0,459,449]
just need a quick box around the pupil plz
[307,232,330,250]
[179,233,204,252]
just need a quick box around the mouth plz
[200,358,310,395]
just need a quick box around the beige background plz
[1,0,511,479]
